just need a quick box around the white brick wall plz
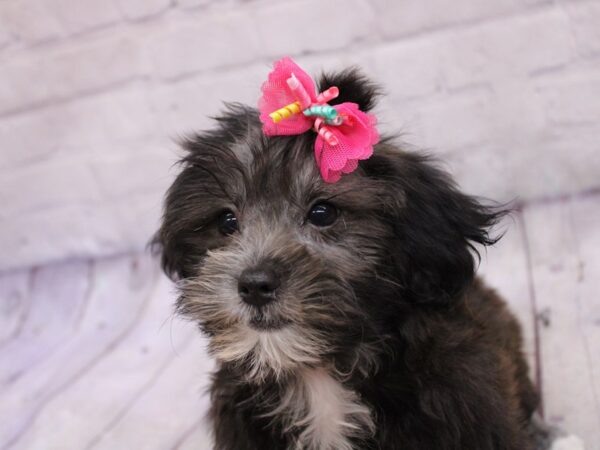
[1,0,599,271]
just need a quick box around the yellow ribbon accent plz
[269,101,301,123]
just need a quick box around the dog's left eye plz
[307,202,338,227]
[217,210,239,235]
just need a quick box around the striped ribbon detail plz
[303,105,338,120]
[269,101,302,123]
[286,74,312,109]
[316,87,339,104]
[314,118,338,146]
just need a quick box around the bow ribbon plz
[258,57,379,183]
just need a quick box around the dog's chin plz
[248,315,291,331]
[207,308,324,380]
[247,308,291,331]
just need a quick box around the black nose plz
[238,267,280,307]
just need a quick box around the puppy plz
[155,64,539,450]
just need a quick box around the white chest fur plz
[273,368,374,450]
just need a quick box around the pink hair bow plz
[258,57,379,183]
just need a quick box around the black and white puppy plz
[155,69,540,450]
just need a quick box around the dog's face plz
[160,118,395,380]
[156,72,502,381]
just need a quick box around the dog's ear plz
[150,177,196,282]
[317,68,380,112]
[151,160,207,282]
[362,146,507,305]
[150,229,187,281]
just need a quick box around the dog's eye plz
[217,210,239,235]
[307,202,338,227]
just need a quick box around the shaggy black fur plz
[155,69,539,450]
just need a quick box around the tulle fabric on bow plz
[258,57,379,183]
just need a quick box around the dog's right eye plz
[217,210,239,235]
[307,202,338,227]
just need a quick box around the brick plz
[445,142,534,201]
[112,191,164,249]
[64,87,160,145]
[371,39,443,100]
[564,1,600,58]
[0,0,63,44]
[150,65,265,133]
[292,51,374,77]
[441,8,573,89]
[375,96,423,139]
[410,88,496,154]
[536,68,600,126]
[0,35,147,114]
[371,0,549,38]
[535,129,600,197]
[89,148,176,199]
[254,0,375,57]
[49,0,122,34]
[528,67,600,198]
[174,0,212,8]
[115,0,172,20]
[0,157,103,217]
[0,58,38,114]
[446,117,600,202]
[0,110,63,170]
[149,9,261,79]
[0,86,159,170]
[387,78,598,202]
[416,74,599,202]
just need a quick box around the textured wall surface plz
[1,0,599,270]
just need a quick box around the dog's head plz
[155,69,504,381]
